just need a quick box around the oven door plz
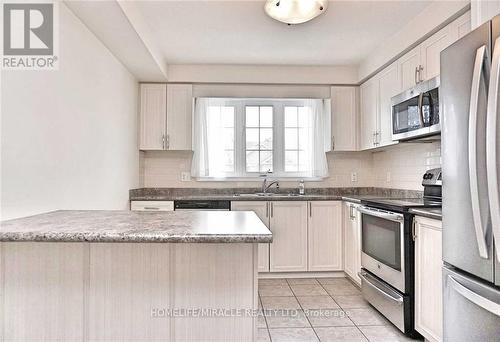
[358,206,405,292]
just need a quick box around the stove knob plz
[427,174,433,179]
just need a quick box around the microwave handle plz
[417,93,424,127]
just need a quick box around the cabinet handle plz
[144,207,160,210]
[414,66,418,85]
[331,136,335,151]
[418,65,424,83]
[166,134,170,150]
[350,205,354,220]
[372,132,376,146]
[375,131,380,145]
[412,219,417,241]
[309,202,312,217]
[162,134,166,150]
[270,202,274,218]
[266,202,269,218]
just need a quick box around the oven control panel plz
[422,168,442,186]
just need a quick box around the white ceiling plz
[134,0,433,66]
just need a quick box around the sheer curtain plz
[191,98,232,178]
[191,98,210,177]
[304,99,329,178]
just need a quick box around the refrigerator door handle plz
[469,45,490,259]
[448,275,500,316]
[487,37,500,263]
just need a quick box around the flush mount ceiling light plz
[264,0,328,25]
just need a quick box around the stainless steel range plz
[358,168,442,338]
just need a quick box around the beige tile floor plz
[257,277,419,342]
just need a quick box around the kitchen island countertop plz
[0,210,272,243]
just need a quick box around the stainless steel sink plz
[234,193,301,198]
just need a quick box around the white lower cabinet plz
[269,201,309,272]
[308,201,343,271]
[231,201,270,272]
[414,216,443,342]
[343,202,361,285]
[232,200,343,273]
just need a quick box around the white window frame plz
[198,97,326,180]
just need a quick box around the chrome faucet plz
[262,178,279,193]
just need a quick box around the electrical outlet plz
[181,172,191,182]
[351,172,357,183]
[386,171,391,183]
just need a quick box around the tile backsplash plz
[140,141,441,191]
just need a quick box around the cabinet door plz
[139,84,166,150]
[269,201,308,272]
[308,201,343,271]
[399,46,421,91]
[415,216,443,342]
[331,86,358,151]
[359,78,378,150]
[420,25,454,81]
[452,11,471,41]
[343,202,355,279]
[377,62,401,147]
[231,201,270,272]
[343,202,361,285]
[166,84,193,150]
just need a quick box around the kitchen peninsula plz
[0,210,272,342]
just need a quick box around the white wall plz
[141,142,441,191]
[372,142,441,190]
[140,151,374,189]
[358,1,469,81]
[168,64,358,85]
[0,3,139,220]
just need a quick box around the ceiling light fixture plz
[264,0,328,25]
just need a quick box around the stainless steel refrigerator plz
[441,14,500,341]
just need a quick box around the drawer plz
[130,201,174,211]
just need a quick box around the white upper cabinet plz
[359,78,379,150]
[139,83,193,151]
[166,84,193,150]
[420,25,454,81]
[308,201,343,272]
[451,11,472,42]
[330,87,358,151]
[472,0,500,29]
[377,62,401,147]
[139,84,166,150]
[399,46,422,91]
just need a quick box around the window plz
[245,106,273,173]
[192,98,328,179]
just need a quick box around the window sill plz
[192,176,327,182]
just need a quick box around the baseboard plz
[258,271,346,279]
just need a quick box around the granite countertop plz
[130,187,423,202]
[0,210,273,243]
[409,208,442,220]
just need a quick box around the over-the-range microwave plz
[391,76,440,141]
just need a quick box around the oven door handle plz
[358,207,403,222]
[358,271,403,304]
